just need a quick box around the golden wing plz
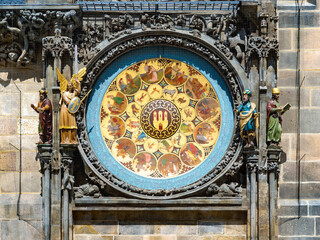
[56,67,68,94]
[71,67,87,89]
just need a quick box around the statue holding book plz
[267,88,291,146]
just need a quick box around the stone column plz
[60,145,77,240]
[37,144,52,240]
[42,31,74,240]
[267,148,281,240]
[244,149,259,240]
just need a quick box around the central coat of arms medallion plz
[140,99,181,139]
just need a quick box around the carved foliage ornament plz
[0,10,80,66]
[76,33,243,199]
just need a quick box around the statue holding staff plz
[56,67,86,144]
[31,89,52,144]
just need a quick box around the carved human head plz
[67,82,74,92]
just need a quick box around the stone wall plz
[73,211,247,240]
[277,0,320,238]
[0,64,44,239]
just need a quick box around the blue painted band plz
[86,46,234,190]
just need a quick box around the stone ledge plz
[74,197,245,211]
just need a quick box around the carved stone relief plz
[0,10,80,66]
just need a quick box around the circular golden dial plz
[100,58,221,179]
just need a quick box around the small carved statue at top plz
[56,67,86,144]
[236,89,259,147]
[267,88,291,146]
[31,89,52,144]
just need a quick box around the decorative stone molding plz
[206,182,242,197]
[37,144,52,174]
[42,36,74,60]
[75,30,247,199]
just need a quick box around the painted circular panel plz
[99,58,222,179]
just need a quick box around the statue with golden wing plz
[57,67,86,144]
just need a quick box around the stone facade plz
[277,0,320,239]
[0,0,319,239]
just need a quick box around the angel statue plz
[56,67,86,144]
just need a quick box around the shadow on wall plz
[0,67,42,83]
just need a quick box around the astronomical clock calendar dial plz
[99,58,222,179]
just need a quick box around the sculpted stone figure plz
[267,88,290,146]
[236,89,259,147]
[56,67,86,144]
[31,89,52,144]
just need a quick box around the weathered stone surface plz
[224,221,246,235]
[0,93,20,117]
[317,218,320,235]
[18,194,42,220]
[0,194,18,218]
[18,118,38,135]
[1,219,42,240]
[22,92,39,117]
[74,211,118,222]
[298,29,320,50]
[279,12,320,28]
[0,118,17,135]
[21,172,41,193]
[311,89,320,106]
[0,136,19,151]
[278,199,308,216]
[177,237,214,240]
[301,50,320,70]
[143,236,177,240]
[279,238,320,240]
[280,183,320,199]
[114,236,143,240]
[308,200,320,216]
[303,71,320,87]
[119,222,154,235]
[0,172,19,193]
[22,135,39,150]
[300,134,320,158]
[281,107,297,133]
[0,152,17,171]
[278,87,309,107]
[282,162,320,182]
[280,133,296,161]
[198,221,224,235]
[279,30,292,50]
[75,236,113,240]
[279,52,298,70]
[279,217,314,236]
[278,70,297,87]
[22,151,39,171]
[74,221,118,235]
[213,237,245,240]
[154,222,197,235]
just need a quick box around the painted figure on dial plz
[267,88,290,146]
[236,89,259,147]
[31,89,52,144]
[57,67,86,144]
